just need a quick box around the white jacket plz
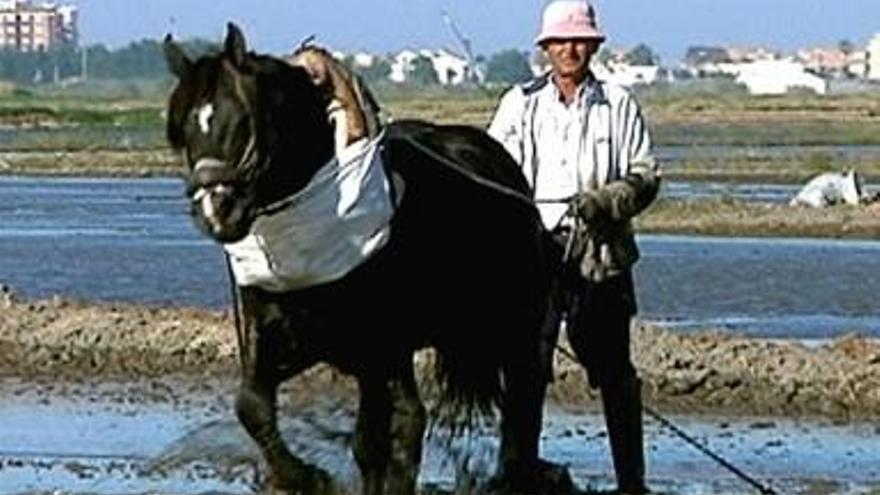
[488,73,660,281]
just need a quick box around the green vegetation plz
[638,198,880,238]
[0,84,879,183]
[0,38,217,85]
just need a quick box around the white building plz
[734,60,827,95]
[430,49,471,85]
[389,49,418,83]
[868,33,880,80]
[389,48,471,85]
[351,51,376,69]
[594,62,661,87]
[0,0,77,51]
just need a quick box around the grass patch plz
[638,198,880,238]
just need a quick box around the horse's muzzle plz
[189,158,252,242]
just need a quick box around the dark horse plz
[164,23,564,495]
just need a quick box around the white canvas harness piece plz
[223,132,401,291]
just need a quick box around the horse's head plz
[164,23,335,243]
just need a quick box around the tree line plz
[0,39,217,85]
[0,38,660,86]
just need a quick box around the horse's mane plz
[288,43,383,154]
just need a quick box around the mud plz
[2,289,880,494]
[2,288,879,421]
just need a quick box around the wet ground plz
[2,175,880,494]
[0,376,878,495]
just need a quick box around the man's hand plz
[572,192,603,223]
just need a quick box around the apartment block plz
[0,0,77,52]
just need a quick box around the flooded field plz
[1,377,877,495]
[2,176,880,338]
[2,176,879,494]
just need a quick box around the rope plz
[223,252,247,369]
[399,134,540,209]
[211,122,774,494]
[554,345,778,495]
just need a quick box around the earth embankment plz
[2,289,878,422]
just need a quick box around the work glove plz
[572,191,603,223]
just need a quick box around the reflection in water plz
[1,176,879,338]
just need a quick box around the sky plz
[73,1,880,65]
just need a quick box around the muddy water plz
[0,377,877,495]
[2,176,880,338]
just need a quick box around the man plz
[488,1,660,493]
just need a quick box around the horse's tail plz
[429,344,502,433]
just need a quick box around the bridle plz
[183,57,266,209]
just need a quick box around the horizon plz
[71,1,880,65]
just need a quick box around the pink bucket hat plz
[535,0,605,45]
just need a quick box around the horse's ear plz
[225,22,248,68]
[163,34,192,79]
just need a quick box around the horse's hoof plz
[534,459,575,494]
[268,465,335,495]
[483,459,575,495]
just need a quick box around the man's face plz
[542,38,601,80]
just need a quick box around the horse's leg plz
[351,358,425,495]
[496,358,545,476]
[352,375,392,495]
[233,291,330,494]
[494,358,574,494]
[385,360,426,495]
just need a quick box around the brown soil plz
[1,288,878,422]
[0,149,179,177]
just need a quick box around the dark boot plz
[601,377,648,494]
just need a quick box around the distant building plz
[389,49,418,83]
[846,50,867,79]
[725,45,779,63]
[683,45,780,77]
[735,60,827,95]
[868,33,880,80]
[797,46,865,78]
[593,61,661,87]
[683,46,730,69]
[0,0,77,52]
[389,48,472,85]
[350,52,376,69]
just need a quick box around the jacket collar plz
[542,70,608,107]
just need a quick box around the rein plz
[555,342,777,494]
[209,109,775,493]
[224,252,247,368]
[407,136,778,495]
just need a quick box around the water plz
[636,235,880,338]
[0,377,877,495]
[2,176,879,339]
[0,176,224,308]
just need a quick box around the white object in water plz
[790,170,864,207]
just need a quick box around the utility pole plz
[80,44,87,80]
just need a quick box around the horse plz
[286,43,383,155]
[164,23,566,495]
